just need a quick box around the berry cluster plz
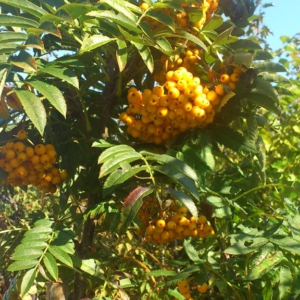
[176,279,208,300]
[0,130,67,193]
[135,197,214,244]
[120,66,240,145]
[140,0,219,32]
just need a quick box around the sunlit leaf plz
[43,252,58,282]
[20,268,37,298]
[15,89,46,136]
[79,35,115,54]
[0,14,39,28]
[28,80,67,117]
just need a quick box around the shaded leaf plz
[119,186,155,234]
[131,41,154,73]
[212,126,256,152]
[206,196,227,208]
[10,50,37,72]
[0,0,47,18]
[144,9,175,31]
[39,21,62,38]
[40,65,79,89]
[254,61,287,73]
[101,0,137,22]
[270,237,300,256]
[246,92,280,115]
[15,89,46,136]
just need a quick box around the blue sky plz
[261,0,300,50]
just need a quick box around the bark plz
[46,282,68,300]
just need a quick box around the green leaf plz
[262,280,273,300]
[103,166,147,197]
[15,89,46,136]
[101,0,137,22]
[0,0,47,18]
[0,14,39,28]
[202,14,223,30]
[119,186,155,234]
[212,126,257,153]
[168,289,185,300]
[246,92,280,115]
[165,188,198,220]
[146,270,177,277]
[153,1,184,11]
[79,35,115,54]
[99,152,143,178]
[40,65,79,89]
[214,26,238,45]
[247,251,283,281]
[230,39,261,50]
[262,74,290,83]
[154,165,199,201]
[270,237,300,255]
[131,41,154,73]
[8,260,37,272]
[25,34,44,50]
[72,258,97,276]
[12,248,43,261]
[171,30,207,51]
[48,245,73,268]
[183,239,201,262]
[253,77,279,104]
[225,238,268,255]
[34,219,54,227]
[20,268,37,298]
[144,10,175,31]
[98,144,136,163]
[87,11,142,34]
[254,61,287,73]
[57,3,95,20]
[27,80,67,117]
[43,252,58,282]
[39,21,62,38]
[0,32,27,44]
[116,38,127,72]
[253,50,273,61]
[10,50,37,72]
[206,196,227,208]
[278,265,292,300]
[142,152,198,182]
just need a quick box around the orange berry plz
[147,94,159,106]
[59,170,68,180]
[230,73,240,83]
[5,141,14,150]
[215,83,225,96]
[166,220,177,230]
[156,219,166,228]
[197,282,208,293]
[40,153,51,164]
[157,106,169,118]
[13,142,25,153]
[206,90,218,102]
[35,144,46,155]
[168,87,180,100]
[152,85,164,97]
[220,73,230,83]
[198,215,207,224]
[9,158,20,169]
[17,152,27,163]
[14,165,28,178]
[17,130,27,140]
[5,149,16,160]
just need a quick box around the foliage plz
[0,0,299,299]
